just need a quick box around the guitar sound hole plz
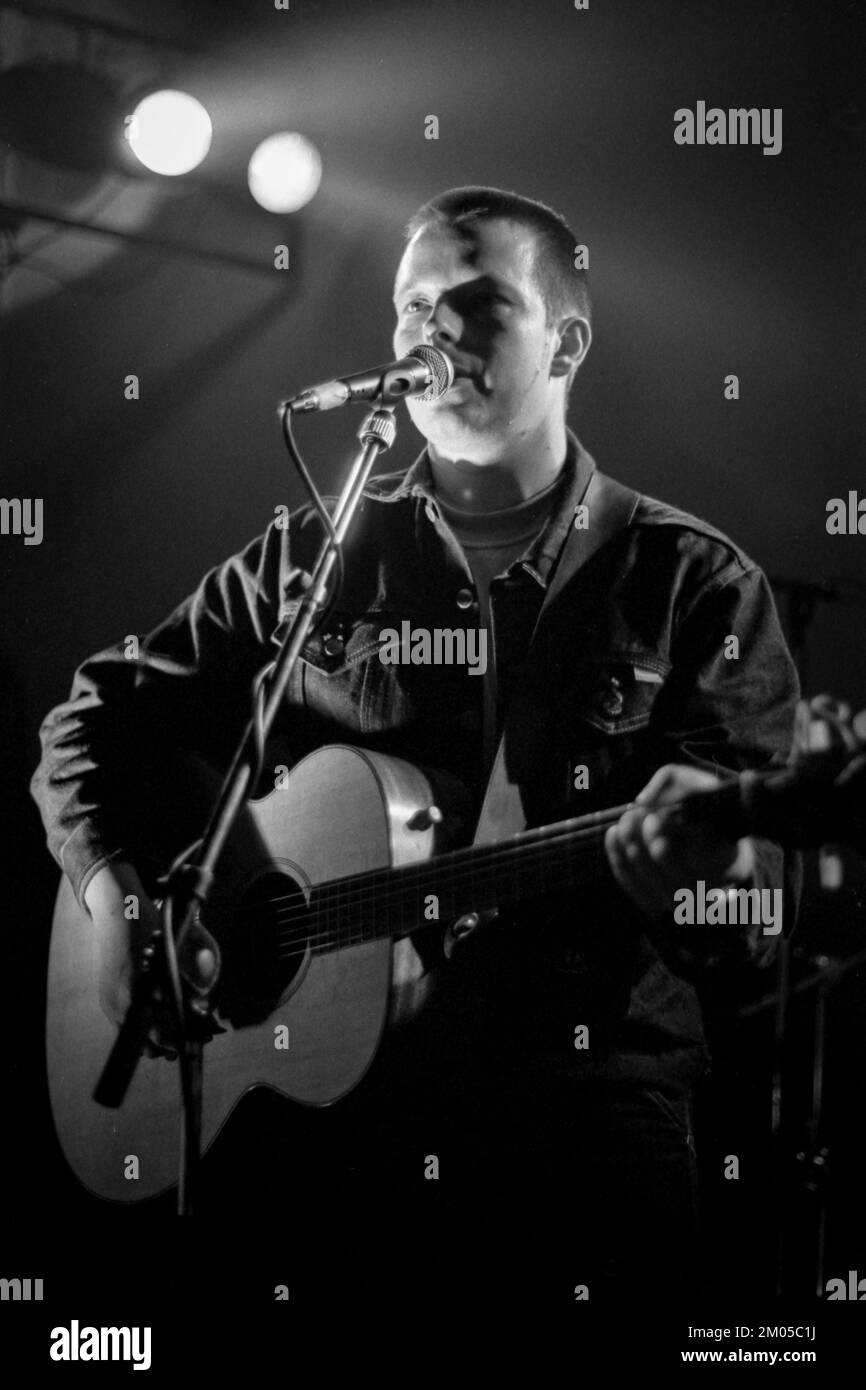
[219,870,310,1025]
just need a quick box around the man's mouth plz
[420,357,488,400]
[449,364,483,387]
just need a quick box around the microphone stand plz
[93,403,398,1214]
[740,948,866,1296]
[766,575,853,1297]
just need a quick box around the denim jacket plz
[31,432,801,1093]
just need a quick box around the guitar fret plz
[305,816,607,958]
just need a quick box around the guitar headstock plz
[787,696,866,885]
[794,694,866,763]
[681,696,866,864]
[757,696,866,861]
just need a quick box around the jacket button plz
[601,677,624,717]
[456,588,476,610]
[323,635,345,657]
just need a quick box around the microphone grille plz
[410,345,455,401]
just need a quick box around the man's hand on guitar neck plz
[84,861,218,1059]
[604,763,757,916]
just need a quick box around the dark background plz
[1,0,865,1326]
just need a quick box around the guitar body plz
[46,745,443,1203]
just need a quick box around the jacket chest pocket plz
[562,648,671,807]
[272,604,425,735]
[572,649,671,736]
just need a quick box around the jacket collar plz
[362,428,597,588]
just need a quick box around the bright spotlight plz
[248,133,322,213]
[125,90,212,176]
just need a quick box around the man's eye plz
[403,300,428,314]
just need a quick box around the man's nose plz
[422,300,463,346]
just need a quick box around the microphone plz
[287,345,455,413]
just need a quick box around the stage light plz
[125,90,212,176]
[247,133,322,213]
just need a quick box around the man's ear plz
[550,315,591,379]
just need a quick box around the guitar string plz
[261,795,625,911]
[213,770,760,962]
[269,809,616,923]
[285,840,609,957]
[264,800,627,916]
[258,815,620,960]
[251,773,744,920]
[265,761,777,946]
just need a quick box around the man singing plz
[32,187,799,1298]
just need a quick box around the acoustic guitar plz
[46,718,865,1202]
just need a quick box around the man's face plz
[392,218,564,459]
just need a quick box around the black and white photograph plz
[2,0,865,1368]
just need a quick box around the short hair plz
[404,186,590,397]
[404,185,591,328]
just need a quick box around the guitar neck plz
[307,808,615,956]
[302,744,865,960]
